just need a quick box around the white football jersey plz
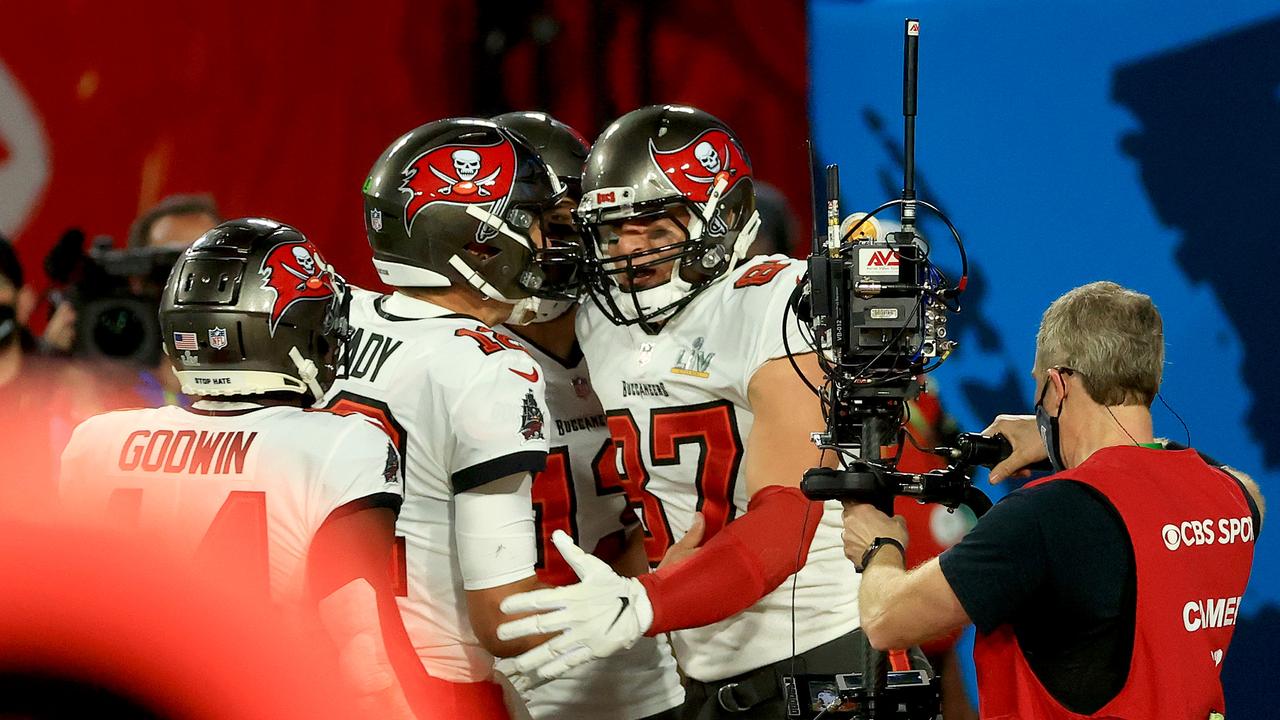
[326,288,549,683]
[500,327,684,719]
[59,402,402,605]
[576,255,861,682]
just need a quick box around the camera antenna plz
[807,140,824,256]
[901,18,920,232]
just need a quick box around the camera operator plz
[0,234,38,365]
[128,194,221,404]
[841,281,1264,718]
[1,235,95,506]
[127,194,221,251]
[39,195,221,357]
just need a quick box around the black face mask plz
[0,304,17,349]
[1035,372,1068,473]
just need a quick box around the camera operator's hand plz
[42,301,76,354]
[982,414,1046,484]
[841,502,908,570]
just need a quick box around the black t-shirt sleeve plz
[939,487,1051,633]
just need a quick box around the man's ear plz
[1051,367,1074,402]
[15,285,36,325]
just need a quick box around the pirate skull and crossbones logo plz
[430,149,502,197]
[649,129,752,238]
[279,246,325,290]
[684,141,733,187]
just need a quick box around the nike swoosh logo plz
[509,366,539,383]
[607,596,630,631]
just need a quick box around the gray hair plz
[1034,281,1163,406]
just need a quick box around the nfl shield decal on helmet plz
[208,327,228,350]
[370,208,383,232]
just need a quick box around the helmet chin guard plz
[591,205,762,331]
[506,295,575,325]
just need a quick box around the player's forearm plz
[374,586,448,719]
[467,576,557,657]
[316,578,418,719]
[637,485,822,635]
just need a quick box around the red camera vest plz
[974,447,1256,719]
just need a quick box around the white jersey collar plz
[381,291,469,320]
[190,400,267,411]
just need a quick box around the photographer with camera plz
[1,234,98,506]
[841,281,1264,718]
[43,194,221,406]
[0,234,38,362]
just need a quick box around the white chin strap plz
[448,255,517,303]
[443,204,538,304]
[175,347,323,402]
[288,347,327,403]
[506,295,574,326]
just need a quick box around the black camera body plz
[47,232,182,365]
[847,232,933,363]
[794,19,981,520]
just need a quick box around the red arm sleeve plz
[637,485,823,635]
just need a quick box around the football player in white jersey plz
[491,111,684,720]
[328,118,571,718]
[59,219,426,718]
[496,106,864,718]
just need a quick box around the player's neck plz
[155,358,183,394]
[398,286,509,326]
[0,341,21,387]
[508,308,578,362]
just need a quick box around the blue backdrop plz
[809,0,1279,711]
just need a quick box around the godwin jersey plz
[325,288,549,683]
[576,255,861,682]
[499,327,684,719]
[59,402,402,605]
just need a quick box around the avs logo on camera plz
[858,247,901,277]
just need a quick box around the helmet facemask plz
[506,198,588,325]
[577,178,762,332]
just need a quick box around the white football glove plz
[493,530,653,687]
